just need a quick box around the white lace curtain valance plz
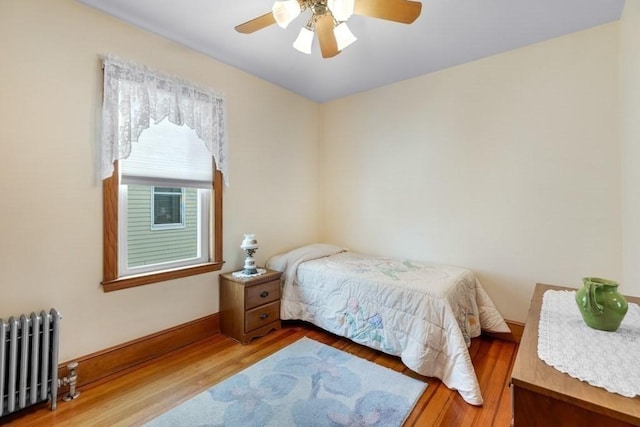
[101,55,228,186]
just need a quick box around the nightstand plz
[219,269,282,344]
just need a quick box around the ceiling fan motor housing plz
[308,0,330,18]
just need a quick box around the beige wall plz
[620,1,640,297]
[320,24,622,322]
[0,0,321,361]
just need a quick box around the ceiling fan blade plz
[235,12,277,34]
[316,14,340,58]
[354,0,422,24]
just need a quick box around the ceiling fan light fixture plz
[328,0,354,22]
[334,22,357,51]
[293,27,314,54]
[236,0,422,58]
[272,0,301,28]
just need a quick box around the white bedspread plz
[267,244,510,406]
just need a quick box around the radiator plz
[0,309,61,417]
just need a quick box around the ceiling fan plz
[235,0,422,59]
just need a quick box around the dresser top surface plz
[511,283,640,423]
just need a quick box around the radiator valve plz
[59,362,80,401]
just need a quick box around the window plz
[100,55,226,292]
[152,187,185,229]
[102,121,223,292]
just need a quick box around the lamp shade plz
[328,0,354,22]
[240,234,259,251]
[293,27,314,54]
[272,0,301,28]
[334,22,357,51]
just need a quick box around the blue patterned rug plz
[145,337,427,427]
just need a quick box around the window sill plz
[101,261,224,292]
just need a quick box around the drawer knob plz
[260,291,269,298]
[260,313,269,320]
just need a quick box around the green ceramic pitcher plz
[575,277,628,331]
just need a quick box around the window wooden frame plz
[102,161,224,292]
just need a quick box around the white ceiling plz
[76,0,625,103]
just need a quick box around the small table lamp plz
[240,234,259,275]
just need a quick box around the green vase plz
[575,277,628,332]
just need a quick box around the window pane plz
[154,190,182,225]
[155,187,182,193]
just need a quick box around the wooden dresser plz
[511,283,640,427]
[219,269,282,344]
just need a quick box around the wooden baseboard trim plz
[58,313,219,391]
[56,313,518,394]
[484,320,525,344]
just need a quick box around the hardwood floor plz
[2,322,518,426]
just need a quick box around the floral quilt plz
[267,244,510,406]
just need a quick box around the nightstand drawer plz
[245,301,280,332]
[245,279,280,310]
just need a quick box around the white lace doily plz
[538,290,640,398]
[231,268,267,278]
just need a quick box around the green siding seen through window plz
[127,185,198,268]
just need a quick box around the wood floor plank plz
[1,322,517,426]
[492,340,519,427]
[474,339,517,426]
[414,385,457,426]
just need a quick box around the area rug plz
[145,337,427,427]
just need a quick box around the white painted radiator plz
[0,309,61,417]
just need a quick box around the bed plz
[266,243,510,406]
